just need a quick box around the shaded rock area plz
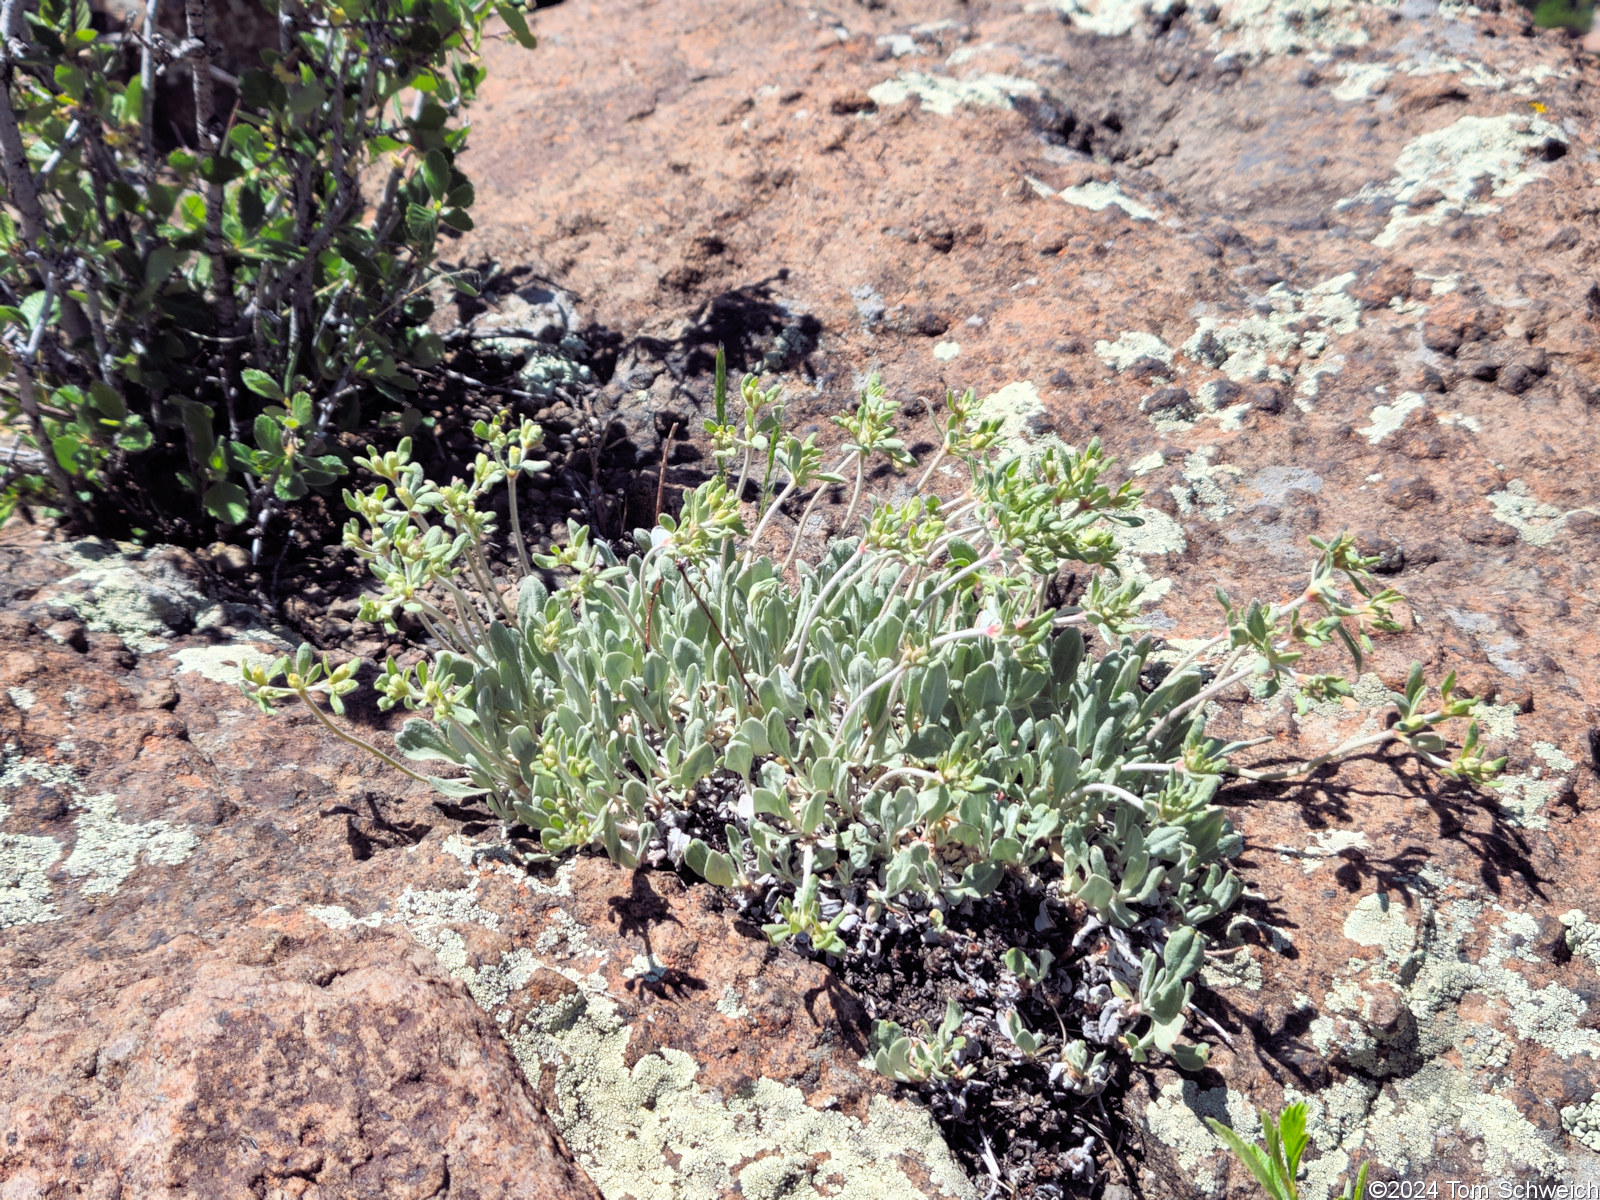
[451,0,1600,1194]
[0,539,969,1197]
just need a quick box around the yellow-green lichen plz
[62,791,198,896]
[1180,275,1358,400]
[1143,1080,1262,1195]
[313,846,977,1200]
[866,71,1041,116]
[1,749,196,914]
[1200,947,1263,992]
[1562,1093,1600,1151]
[508,982,977,1200]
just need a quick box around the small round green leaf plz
[203,481,249,526]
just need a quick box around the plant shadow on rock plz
[608,867,685,952]
[1222,745,1544,900]
[574,277,824,537]
[1194,758,1551,1118]
[320,790,433,862]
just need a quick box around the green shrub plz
[0,0,536,542]
[245,362,1498,1078]
[1528,0,1593,32]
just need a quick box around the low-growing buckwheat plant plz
[244,356,1500,1092]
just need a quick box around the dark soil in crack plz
[825,881,1142,1198]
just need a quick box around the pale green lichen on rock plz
[1279,828,1370,874]
[866,71,1041,116]
[63,791,199,896]
[1469,699,1521,743]
[1535,742,1577,773]
[1216,0,1388,58]
[48,539,223,653]
[1493,741,1577,831]
[1199,946,1263,992]
[970,380,1053,456]
[1143,1079,1261,1195]
[1029,0,1151,39]
[1561,910,1600,974]
[1562,1093,1600,1152]
[623,952,668,983]
[305,903,382,931]
[1359,393,1427,445]
[1181,274,1359,400]
[0,748,196,914]
[1057,181,1159,221]
[0,831,63,929]
[1487,480,1572,547]
[1105,503,1187,606]
[1342,895,1419,963]
[1280,1078,1378,1200]
[0,754,65,930]
[311,847,977,1200]
[1296,883,1579,1183]
[1175,866,1588,1195]
[1331,61,1395,101]
[1094,330,1174,372]
[170,642,289,684]
[1171,447,1240,522]
[534,906,601,958]
[1355,114,1568,248]
[1455,1021,1513,1074]
[1366,1063,1561,1178]
[508,979,978,1200]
